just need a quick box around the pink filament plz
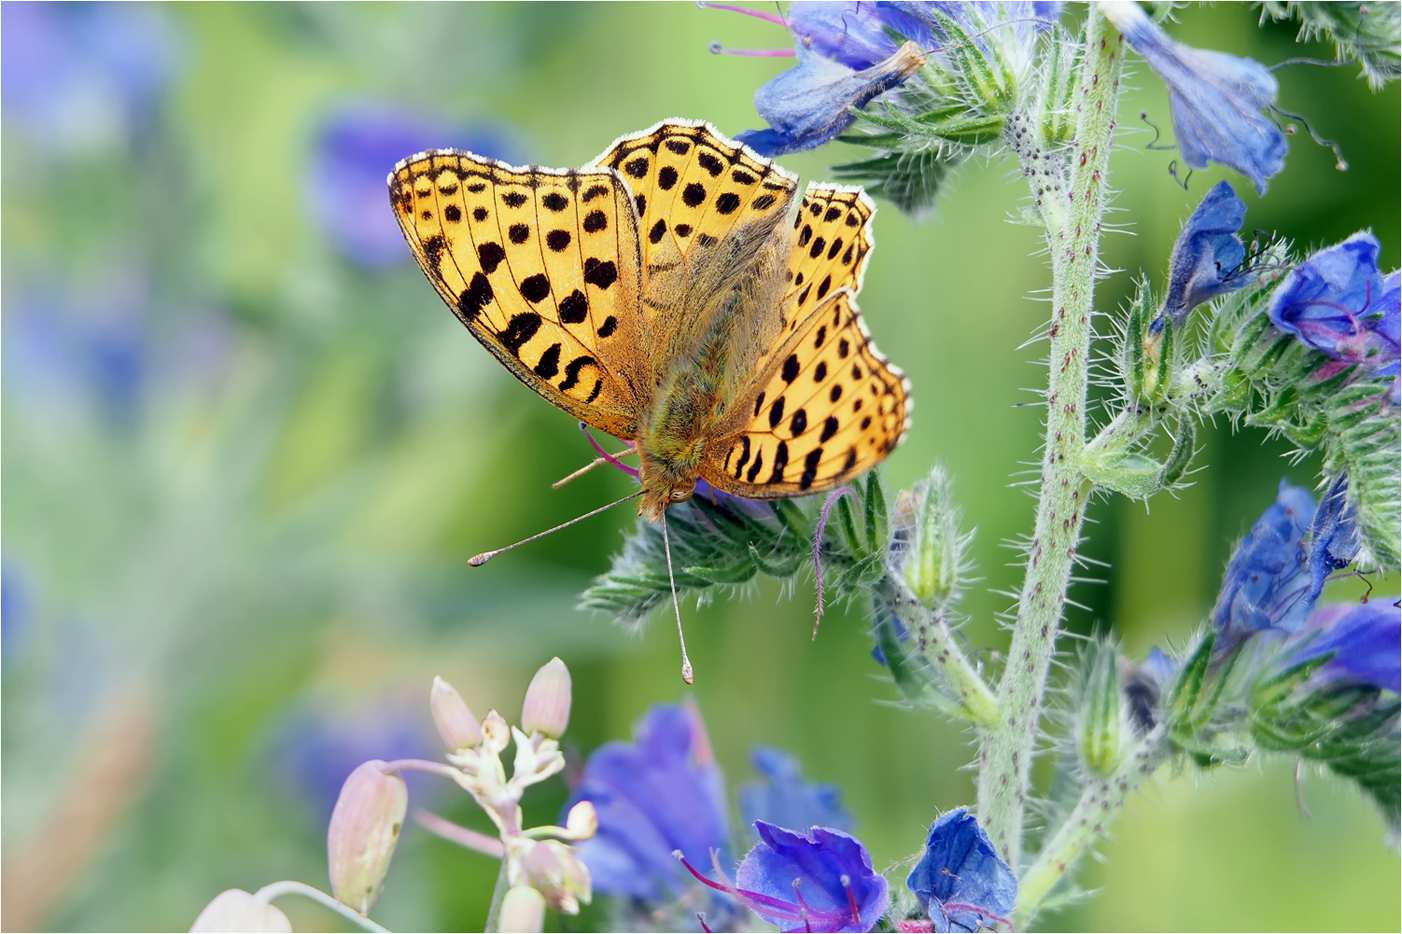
[812,486,858,640]
[710,42,797,56]
[697,1,787,26]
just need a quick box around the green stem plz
[1014,727,1171,926]
[975,8,1126,869]
[254,880,391,933]
[888,585,998,728]
[483,856,511,933]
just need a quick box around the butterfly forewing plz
[390,151,646,436]
[593,121,798,321]
[703,290,910,499]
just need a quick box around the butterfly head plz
[639,478,696,522]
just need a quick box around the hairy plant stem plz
[975,8,1126,869]
[1014,726,1171,925]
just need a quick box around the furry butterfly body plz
[390,119,910,522]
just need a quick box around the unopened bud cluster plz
[889,466,972,609]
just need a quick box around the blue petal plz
[1212,481,1318,645]
[566,704,731,902]
[906,808,1016,933]
[1307,473,1361,599]
[1292,602,1402,694]
[1105,3,1286,194]
[737,822,888,933]
[788,1,902,70]
[741,42,925,157]
[738,747,854,837]
[1268,233,1402,369]
[1160,181,1250,327]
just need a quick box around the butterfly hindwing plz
[702,289,910,499]
[390,150,646,436]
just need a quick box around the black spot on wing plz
[768,395,785,429]
[820,416,839,442]
[697,152,723,177]
[649,219,667,244]
[731,436,751,479]
[753,391,766,417]
[746,448,765,483]
[582,184,609,202]
[444,204,461,223]
[458,272,493,321]
[624,157,649,178]
[597,315,617,337]
[682,182,706,207]
[509,224,530,244]
[534,343,562,378]
[769,441,789,483]
[781,354,800,384]
[658,167,678,190]
[799,447,823,490]
[478,241,506,274]
[583,210,608,233]
[499,313,541,355]
[520,274,551,303]
[789,408,807,436]
[559,289,588,324]
[473,207,488,221]
[541,192,569,212]
[559,355,597,391]
[583,258,618,290]
[502,191,527,208]
[546,229,571,252]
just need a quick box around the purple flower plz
[307,102,514,268]
[1212,481,1318,644]
[1,1,180,154]
[906,807,1015,933]
[1307,473,1362,600]
[739,747,853,838]
[1290,601,1401,694]
[1267,233,1401,381]
[565,704,732,903]
[1103,2,1286,195]
[1156,181,1252,331]
[729,822,888,933]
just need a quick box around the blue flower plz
[1212,481,1318,645]
[1103,2,1286,195]
[1290,601,1401,694]
[1156,181,1252,331]
[0,1,180,154]
[737,41,927,157]
[732,822,888,933]
[1123,646,1178,733]
[307,102,515,268]
[1307,473,1362,600]
[566,704,732,903]
[1267,233,1401,378]
[906,807,1016,933]
[739,747,854,837]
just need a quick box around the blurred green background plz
[2,3,1397,931]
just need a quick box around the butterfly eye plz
[670,485,695,503]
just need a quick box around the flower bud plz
[513,840,592,914]
[188,890,292,933]
[1078,641,1126,778]
[497,885,547,934]
[482,709,512,755]
[327,761,407,915]
[521,657,572,738]
[564,800,597,840]
[431,676,482,752]
[892,468,969,609]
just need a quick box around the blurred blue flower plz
[1,0,180,154]
[5,285,150,427]
[1103,2,1286,195]
[307,103,515,269]
[906,807,1015,933]
[1267,233,1401,381]
[271,698,435,824]
[1212,481,1318,645]
[1156,181,1252,331]
[733,822,888,933]
[566,703,732,903]
[739,747,853,838]
[1307,473,1362,599]
[1290,601,1401,694]
[1123,645,1177,733]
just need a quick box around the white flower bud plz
[497,885,546,934]
[188,890,292,933]
[482,709,512,755]
[431,676,483,752]
[521,657,572,738]
[514,840,592,915]
[327,761,407,915]
[564,800,597,840]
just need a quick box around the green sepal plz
[1158,416,1196,488]
[1165,629,1215,733]
[863,471,888,553]
[1081,452,1163,499]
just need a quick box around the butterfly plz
[390,119,910,679]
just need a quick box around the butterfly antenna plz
[661,509,696,685]
[468,490,642,567]
[551,442,638,489]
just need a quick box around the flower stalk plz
[976,6,1127,868]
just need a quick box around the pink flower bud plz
[482,709,512,754]
[521,657,572,738]
[515,840,592,914]
[188,890,291,933]
[430,676,482,752]
[327,761,407,915]
[497,885,546,933]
